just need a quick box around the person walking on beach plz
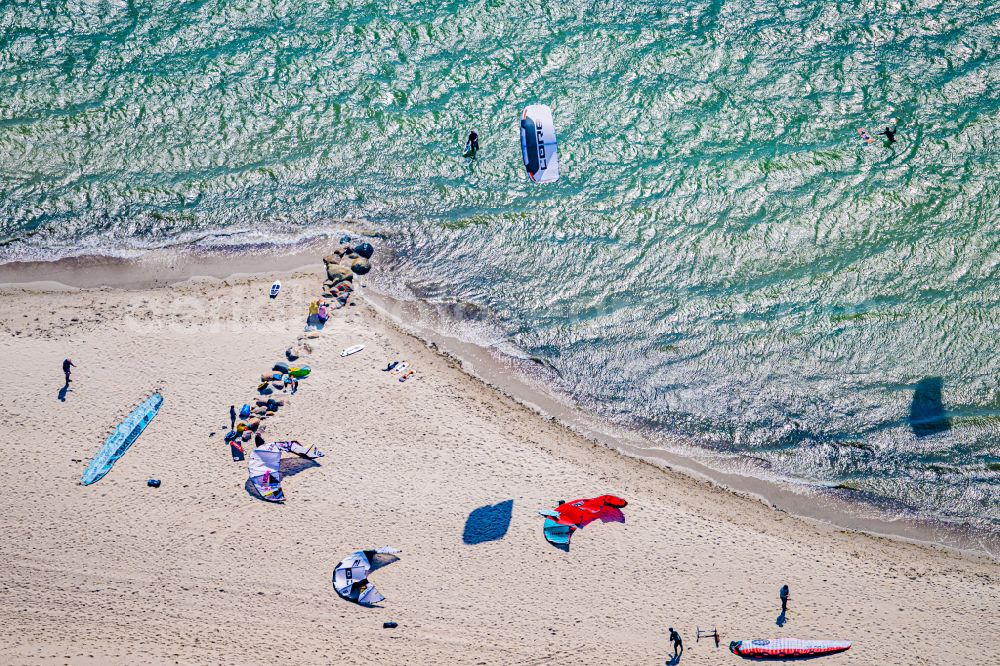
[229,405,237,430]
[780,584,790,614]
[62,358,75,384]
[877,125,896,145]
[669,627,683,658]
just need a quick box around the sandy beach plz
[1,263,997,666]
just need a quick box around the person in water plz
[466,130,479,155]
[878,125,896,144]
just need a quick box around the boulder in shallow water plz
[351,258,371,275]
[354,242,374,259]
[326,264,354,284]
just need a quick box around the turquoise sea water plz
[2,1,998,537]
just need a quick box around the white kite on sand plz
[247,440,324,502]
[333,547,401,606]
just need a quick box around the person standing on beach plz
[780,584,790,613]
[62,358,75,384]
[669,627,683,658]
[229,405,237,430]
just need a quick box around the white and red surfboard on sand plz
[730,638,851,659]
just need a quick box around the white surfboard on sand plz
[340,344,364,357]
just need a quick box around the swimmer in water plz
[466,130,479,156]
[878,125,896,144]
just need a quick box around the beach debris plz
[399,370,415,382]
[333,547,401,606]
[354,242,374,259]
[247,440,324,502]
[697,627,720,648]
[269,281,281,299]
[538,495,627,547]
[289,365,311,378]
[147,479,161,488]
[285,347,299,361]
[351,258,371,275]
[239,404,251,419]
[81,393,163,485]
[520,104,559,183]
[225,431,245,462]
[729,639,851,659]
[341,345,364,357]
[382,622,398,629]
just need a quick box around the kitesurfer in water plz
[877,125,896,144]
[465,130,479,157]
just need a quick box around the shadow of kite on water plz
[909,376,951,437]
[463,500,513,544]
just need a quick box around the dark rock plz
[326,264,354,284]
[354,242,374,259]
[351,258,371,275]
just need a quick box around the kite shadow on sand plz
[463,500,514,544]
[244,456,321,502]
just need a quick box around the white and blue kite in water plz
[520,104,559,183]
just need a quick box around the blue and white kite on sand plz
[81,393,163,485]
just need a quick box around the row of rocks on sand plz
[228,238,376,446]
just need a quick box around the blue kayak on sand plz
[81,393,163,485]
